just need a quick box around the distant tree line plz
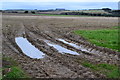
[2,8,120,17]
[60,8,120,17]
[24,11,28,13]
[60,11,120,17]
[24,11,35,14]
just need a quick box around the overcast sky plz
[1,0,119,2]
[1,0,119,10]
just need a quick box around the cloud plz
[2,2,118,10]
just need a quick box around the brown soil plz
[2,13,119,78]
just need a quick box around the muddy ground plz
[2,13,119,78]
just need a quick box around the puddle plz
[45,40,79,55]
[58,39,80,48]
[15,37,45,59]
[57,39,90,53]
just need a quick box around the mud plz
[2,13,119,78]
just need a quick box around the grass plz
[3,66,27,79]
[3,57,18,67]
[74,29,119,52]
[74,28,120,78]
[2,57,29,79]
[82,61,120,78]
[112,26,119,29]
[0,68,2,80]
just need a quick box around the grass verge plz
[82,61,120,78]
[73,29,119,52]
[2,57,29,79]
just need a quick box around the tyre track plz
[25,26,119,65]
[23,28,105,78]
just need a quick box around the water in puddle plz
[15,37,45,59]
[45,40,79,55]
[58,39,80,48]
[58,39,90,53]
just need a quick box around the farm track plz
[2,14,119,78]
[25,25,119,65]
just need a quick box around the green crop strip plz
[74,29,119,52]
[82,61,120,78]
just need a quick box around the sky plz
[1,0,119,10]
[1,0,119,2]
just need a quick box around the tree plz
[102,8,111,12]
[24,11,28,13]
[31,11,35,14]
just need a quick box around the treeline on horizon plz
[60,8,120,17]
[60,11,120,17]
[2,8,120,17]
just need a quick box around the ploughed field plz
[2,14,119,78]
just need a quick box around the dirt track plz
[2,14,119,78]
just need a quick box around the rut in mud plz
[2,14,119,78]
[15,37,45,59]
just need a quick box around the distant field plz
[37,10,110,15]
[36,10,113,17]
[74,28,119,52]
[4,9,119,17]
[32,13,90,17]
[73,10,110,14]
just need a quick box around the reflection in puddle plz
[58,39,80,48]
[15,37,45,59]
[45,40,79,55]
[58,39,90,53]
